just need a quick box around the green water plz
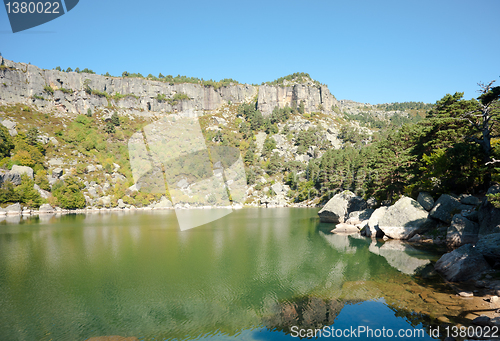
[0,208,441,340]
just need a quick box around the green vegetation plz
[376,101,434,112]
[113,92,139,101]
[43,85,54,95]
[263,72,321,87]
[52,177,86,209]
[58,87,73,94]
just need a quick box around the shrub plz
[0,125,14,159]
[43,85,54,95]
[53,176,86,209]
[110,113,120,126]
[15,174,42,207]
[35,170,50,191]
[104,121,116,134]
[59,87,73,94]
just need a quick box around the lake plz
[0,208,463,340]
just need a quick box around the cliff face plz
[0,57,338,116]
[257,84,337,116]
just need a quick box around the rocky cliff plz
[0,57,339,117]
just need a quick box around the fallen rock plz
[475,233,500,265]
[117,199,126,209]
[362,206,387,239]
[446,214,479,248]
[1,119,17,136]
[331,223,359,234]
[430,194,469,224]
[378,196,433,240]
[346,208,374,225]
[435,244,491,282]
[155,196,173,208]
[0,169,21,185]
[478,191,500,236]
[417,192,434,211]
[318,191,367,223]
[10,165,34,179]
[38,203,54,213]
[52,168,63,178]
[5,203,21,214]
[460,194,481,206]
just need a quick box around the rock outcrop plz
[256,84,338,116]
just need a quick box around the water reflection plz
[0,209,449,341]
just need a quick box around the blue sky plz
[1,0,499,104]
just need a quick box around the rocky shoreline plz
[318,184,500,332]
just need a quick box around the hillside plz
[0,58,432,211]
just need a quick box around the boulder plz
[318,191,367,223]
[111,172,126,183]
[417,192,434,211]
[100,196,111,206]
[363,206,387,239]
[155,197,173,208]
[86,165,96,173]
[38,204,54,213]
[346,208,374,225]
[446,214,479,248]
[52,168,63,178]
[5,203,21,214]
[331,223,359,235]
[1,119,17,136]
[475,233,500,265]
[460,195,481,206]
[378,196,432,240]
[117,199,126,209]
[478,185,500,236]
[429,194,469,224]
[435,244,491,282]
[0,169,21,185]
[10,165,34,179]
[34,184,50,199]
